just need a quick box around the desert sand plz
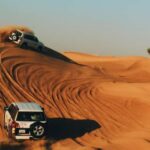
[1,27,150,150]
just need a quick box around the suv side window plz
[24,34,32,40]
[24,34,38,42]
[8,104,13,114]
[8,104,18,120]
[34,37,38,42]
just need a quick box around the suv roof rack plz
[12,102,42,112]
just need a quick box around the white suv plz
[4,102,47,140]
[9,29,44,51]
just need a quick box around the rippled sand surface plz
[1,27,150,150]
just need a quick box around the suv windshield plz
[17,112,45,121]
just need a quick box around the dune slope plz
[1,39,150,149]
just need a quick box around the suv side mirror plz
[4,106,8,111]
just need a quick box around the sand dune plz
[1,27,150,150]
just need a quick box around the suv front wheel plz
[21,43,28,49]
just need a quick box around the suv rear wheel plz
[21,43,28,49]
[37,46,43,52]
[30,122,45,138]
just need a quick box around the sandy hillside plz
[1,27,150,150]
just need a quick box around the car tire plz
[37,46,42,52]
[30,122,46,139]
[3,112,7,129]
[3,111,8,130]
[21,43,28,49]
[4,123,7,129]
[7,126,12,138]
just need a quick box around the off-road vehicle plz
[4,102,47,140]
[9,29,44,51]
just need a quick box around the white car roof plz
[13,102,43,112]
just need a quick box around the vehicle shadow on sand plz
[31,46,79,65]
[45,118,101,140]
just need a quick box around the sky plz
[0,0,150,56]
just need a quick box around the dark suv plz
[9,29,44,51]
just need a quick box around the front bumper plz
[14,128,32,140]
[15,135,31,140]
